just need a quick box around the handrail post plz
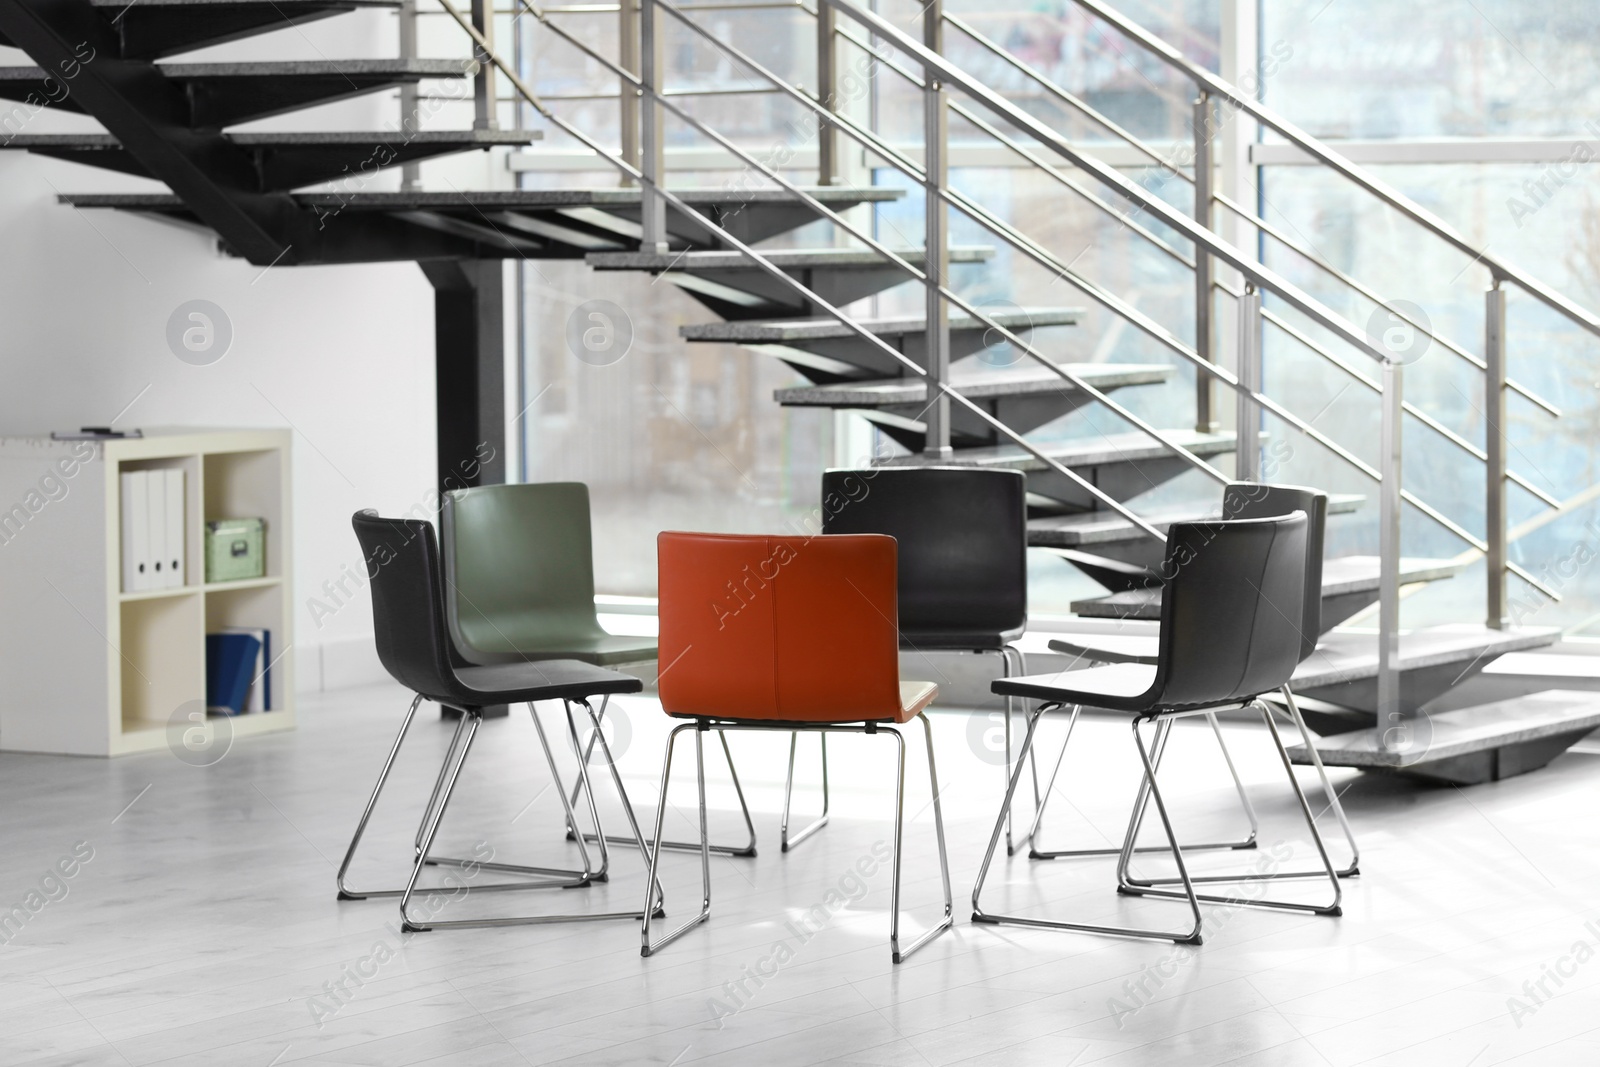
[1193,90,1214,431]
[619,0,641,185]
[399,0,420,191]
[470,0,498,130]
[1378,358,1404,753]
[921,0,951,457]
[816,2,838,185]
[1234,283,1261,480]
[1486,281,1509,629]
[639,0,668,252]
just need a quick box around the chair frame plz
[641,715,953,963]
[779,467,1034,857]
[337,692,664,930]
[779,644,1037,855]
[565,707,759,857]
[972,693,1343,945]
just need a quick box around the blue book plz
[206,633,261,716]
[219,627,271,712]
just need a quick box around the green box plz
[205,518,265,583]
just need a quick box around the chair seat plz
[665,680,939,725]
[458,633,658,668]
[992,664,1158,712]
[899,680,939,722]
[451,658,644,706]
[899,626,1026,651]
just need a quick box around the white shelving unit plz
[0,428,295,756]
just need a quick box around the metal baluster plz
[816,2,838,185]
[471,0,498,130]
[922,0,950,458]
[1378,358,1404,752]
[1235,283,1262,480]
[639,0,667,252]
[619,0,640,185]
[1486,281,1508,629]
[1193,90,1214,431]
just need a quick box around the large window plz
[1258,1,1600,634]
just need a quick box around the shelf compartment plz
[116,453,201,592]
[119,592,203,735]
[202,449,284,583]
[205,582,286,713]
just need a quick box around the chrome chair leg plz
[890,713,954,963]
[401,704,665,931]
[1279,685,1360,877]
[1001,643,1041,856]
[576,699,666,913]
[426,700,611,884]
[338,694,426,900]
[1027,706,1259,861]
[973,706,1205,945]
[413,703,465,858]
[568,702,758,858]
[1117,702,1342,915]
[641,721,712,956]
[780,732,829,852]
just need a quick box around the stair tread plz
[58,186,902,210]
[1286,688,1600,768]
[0,59,467,79]
[1069,556,1468,618]
[681,307,1082,341]
[8,130,539,146]
[1291,624,1559,691]
[878,428,1239,471]
[1027,493,1365,546]
[587,246,994,270]
[775,363,1171,405]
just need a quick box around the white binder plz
[163,469,185,588]
[120,471,149,592]
[146,469,167,589]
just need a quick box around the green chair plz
[442,482,756,857]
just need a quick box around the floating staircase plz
[4,0,1598,786]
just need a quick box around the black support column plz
[423,259,507,492]
[421,259,509,718]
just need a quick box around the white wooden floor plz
[4,681,1600,1066]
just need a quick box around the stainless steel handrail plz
[1070,0,1600,341]
[443,0,1175,540]
[495,0,1546,583]
[1210,192,1559,417]
[816,0,1390,366]
[1236,294,1564,510]
[942,2,1562,418]
[941,11,1179,178]
[540,0,1235,496]
[839,27,1192,268]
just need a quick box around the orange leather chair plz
[640,531,954,963]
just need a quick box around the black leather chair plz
[336,511,661,931]
[1041,483,1357,875]
[973,512,1342,945]
[779,466,1034,853]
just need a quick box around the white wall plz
[0,9,491,695]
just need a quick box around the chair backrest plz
[656,531,904,722]
[1222,482,1327,661]
[1152,512,1308,709]
[441,482,604,656]
[351,510,459,701]
[820,467,1026,641]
